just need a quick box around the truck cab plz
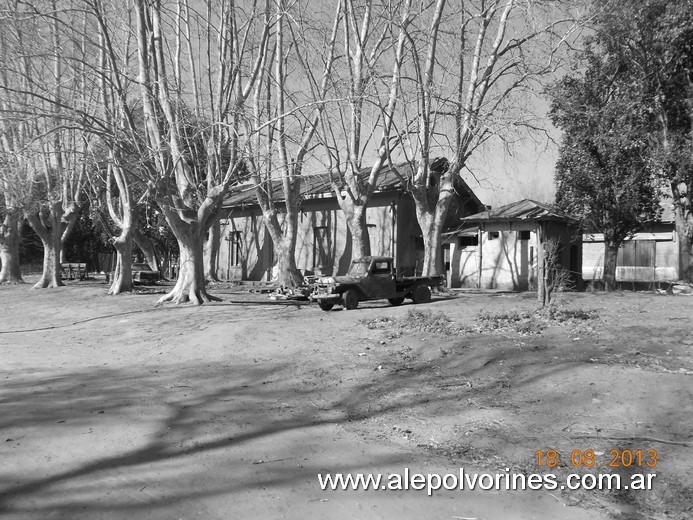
[345,257,396,299]
[310,256,441,311]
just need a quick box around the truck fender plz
[337,285,365,299]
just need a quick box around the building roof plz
[222,160,483,209]
[461,198,676,227]
[461,199,578,225]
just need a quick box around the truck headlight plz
[319,276,335,285]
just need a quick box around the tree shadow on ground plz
[0,337,606,520]
[3,300,690,520]
[0,351,491,517]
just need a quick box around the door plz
[442,243,451,287]
[313,226,332,274]
[518,230,530,290]
[617,240,655,281]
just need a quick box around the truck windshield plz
[347,260,369,275]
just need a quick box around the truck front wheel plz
[318,301,334,311]
[342,289,359,310]
[411,284,431,304]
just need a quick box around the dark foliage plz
[549,50,661,245]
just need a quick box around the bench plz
[61,262,87,280]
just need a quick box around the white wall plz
[453,224,537,290]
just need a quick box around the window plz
[459,235,479,248]
[367,224,378,255]
[372,261,391,274]
[227,231,242,266]
[313,226,331,270]
[519,230,531,241]
[488,231,499,240]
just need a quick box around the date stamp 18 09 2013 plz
[535,449,658,469]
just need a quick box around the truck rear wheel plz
[388,297,404,306]
[318,301,334,311]
[343,289,359,310]
[411,284,431,304]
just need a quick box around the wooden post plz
[478,225,483,288]
[537,223,545,304]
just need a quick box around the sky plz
[464,124,560,208]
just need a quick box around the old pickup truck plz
[309,256,443,311]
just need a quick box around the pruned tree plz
[549,50,661,291]
[0,42,27,285]
[245,0,340,287]
[0,203,24,285]
[0,0,91,289]
[392,0,583,275]
[88,154,137,295]
[130,0,272,303]
[83,0,141,294]
[317,0,411,258]
[0,152,25,284]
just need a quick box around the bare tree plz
[538,235,572,306]
[0,15,27,285]
[395,0,583,275]
[80,0,139,294]
[0,153,25,284]
[0,0,91,288]
[317,0,411,257]
[245,0,340,287]
[131,0,271,304]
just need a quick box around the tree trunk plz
[107,200,135,295]
[274,241,304,288]
[603,241,619,292]
[59,208,80,263]
[26,203,64,289]
[0,210,25,284]
[678,231,693,283]
[157,225,220,305]
[343,204,370,258]
[133,228,162,274]
[262,211,303,288]
[109,230,134,295]
[673,204,693,282]
[543,245,552,307]
[411,171,454,277]
[419,213,444,276]
[204,218,221,282]
[537,225,546,305]
[35,236,63,289]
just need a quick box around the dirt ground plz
[1,278,692,520]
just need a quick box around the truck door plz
[366,259,397,299]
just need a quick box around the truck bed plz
[396,274,444,286]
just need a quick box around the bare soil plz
[1,278,691,520]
